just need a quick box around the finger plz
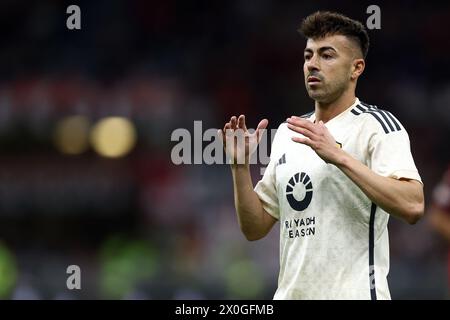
[230,116,237,130]
[256,119,268,131]
[286,123,316,140]
[217,129,225,145]
[237,114,247,131]
[224,122,232,137]
[256,118,268,142]
[291,136,314,147]
[287,116,316,131]
[287,116,318,134]
[317,120,327,131]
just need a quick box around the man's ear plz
[351,59,365,80]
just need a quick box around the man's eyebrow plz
[318,46,337,54]
[304,46,337,54]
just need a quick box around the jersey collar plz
[310,97,360,125]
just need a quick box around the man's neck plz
[314,91,356,123]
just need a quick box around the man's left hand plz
[286,116,344,165]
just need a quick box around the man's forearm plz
[335,151,424,224]
[231,165,274,240]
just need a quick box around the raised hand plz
[286,116,342,164]
[218,115,268,166]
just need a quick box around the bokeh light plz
[90,117,137,158]
[54,115,91,155]
[225,259,265,299]
[99,236,159,299]
[0,242,17,299]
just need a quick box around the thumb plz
[256,119,269,142]
[257,118,269,131]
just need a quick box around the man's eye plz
[323,54,332,60]
[304,55,311,60]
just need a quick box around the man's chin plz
[307,90,327,101]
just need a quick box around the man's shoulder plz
[277,110,313,136]
[279,111,314,127]
[350,100,405,135]
[299,111,315,119]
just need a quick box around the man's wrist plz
[230,163,250,171]
[333,149,351,168]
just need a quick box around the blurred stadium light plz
[90,117,137,158]
[54,115,91,155]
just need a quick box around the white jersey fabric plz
[254,98,422,300]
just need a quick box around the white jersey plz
[254,98,422,300]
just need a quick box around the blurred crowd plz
[0,0,450,299]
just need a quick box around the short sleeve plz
[369,119,422,184]
[254,157,279,220]
[254,125,284,220]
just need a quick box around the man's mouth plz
[307,76,321,84]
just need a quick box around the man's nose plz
[306,56,320,72]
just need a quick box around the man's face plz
[303,34,358,103]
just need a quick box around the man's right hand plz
[218,115,268,167]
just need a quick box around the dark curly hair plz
[298,11,369,58]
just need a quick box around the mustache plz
[307,72,324,80]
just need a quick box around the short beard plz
[306,80,349,104]
[308,90,332,103]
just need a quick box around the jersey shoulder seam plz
[281,111,314,125]
[351,101,402,134]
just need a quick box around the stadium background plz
[0,0,449,299]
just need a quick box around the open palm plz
[218,115,268,166]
